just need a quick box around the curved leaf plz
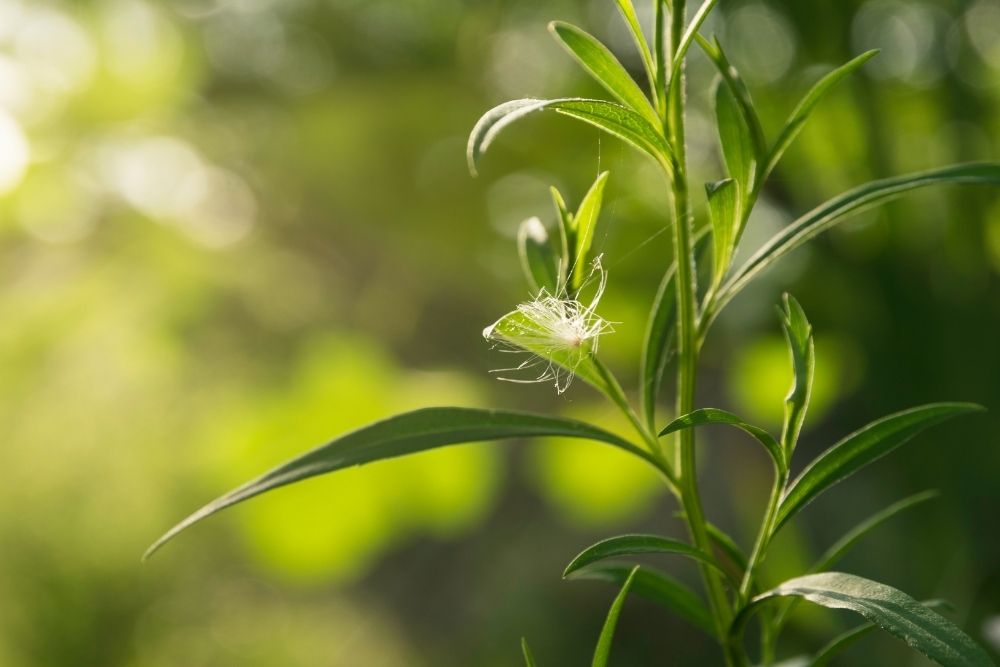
[778,294,814,455]
[735,572,993,667]
[639,227,711,426]
[706,178,737,287]
[715,163,1000,314]
[765,50,879,178]
[145,408,662,559]
[611,0,655,92]
[811,489,938,574]
[775,403,982,531]
[568,562,715,637]
[518,217,560,294]
[714,76,758,202]
[660,408,785,475]
[563,534,724,579]
[572,171,610,291]
[592,565,638,667]
[548,22,658,127]
[467,98,671,176]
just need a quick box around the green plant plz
[146,2,999,665]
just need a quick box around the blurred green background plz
[1,0,999,664]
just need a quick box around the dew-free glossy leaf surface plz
[740,573,993,667]
[660,408,785,474]
[592,565,638,667]
[706,178,737,287]
[563,534,722,578]
[778,294,814,454]
[572,171,610,290]
[775,403,981,531]
[146,408,660,558]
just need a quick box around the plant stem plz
[738,471,786,603]
[664,1,738,662]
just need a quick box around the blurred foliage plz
[1,0,999,664]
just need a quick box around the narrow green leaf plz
[665,0,720,120]
[563,534,724,578]
[812,490,939,574]
[467,98,671,176]
[592,565,638,667]
[518,217,561,294]
[639,227,711,426]
[145,408,663,559]
[611,0,656,92]
[775,403,983,531]
[548,22,659,127]
[521,637,538,667]
[551,186,573,282]
[572,171,610,291]
[778,294,814,455]
[705,521,749,576]
[706,178,737,287]
[766,50,879,178]
[660,408,785,475]
[715,163,1000,315]
[736,573,994,667]
[568,563,716,637]
[715,76,758,202]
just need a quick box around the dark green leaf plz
[572,171,610,291]
[548,22,658,127]
[775,403,982,531]
[592,565,638,667]
[639,227,711,426]
[568,563,715,637]
[765,51,879,178]
[521,637,538,667]
[737,573,993,667]
[145,408,662,559]
[660,408,785,475]
[518,217,561,294]
[563,534,723,578]
[467,98,671,176]
[778,294,814,455]
[811,490,938,574]
[715,163,1000,315]
[706,178,737,287]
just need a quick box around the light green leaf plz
[660,408,785,475]
[775,403,982,531]
[521,637,538,667]
[611,0,656,92]
[145,408,663,559]
[706,178,737,287]
[551,186,573,281]
[568,562,715,637]
[666,0,720,119]
[639,227,711,426]
[715,76,758,203]
[518,217,561,295]
[736,573,994,667]
[549,22,659,127]
[778,294,814,455]
[572,171,610,291]
[592,565,638,667]
[563,534,724,579]
[715,163,1000,316]
[467,98,671,176]
[811,489,938,574]
[766,50,879,178]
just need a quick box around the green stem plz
[664,1,738,663]
[738,471,787,604]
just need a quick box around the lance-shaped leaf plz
[611,0,655,92]
[778,294,814,455]
[811,489,938,574]
[639,227,711,425]
[521,638,538,667]
[467,98,671,176]
[660,408,785,475]
[567,562,715,637]
[664,0,721,119]
[706,178,737,288]
[591,565,638,667]
[145,408,664,559]
[571,171,610,291]
[714,76,758,203]
[563,534,725,579]
[733,573,994,667]
[518,217,561,295]
[775,403,982,532]
[548,22,659,127]
[714,162,1000,316]
[765,50,879,179]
